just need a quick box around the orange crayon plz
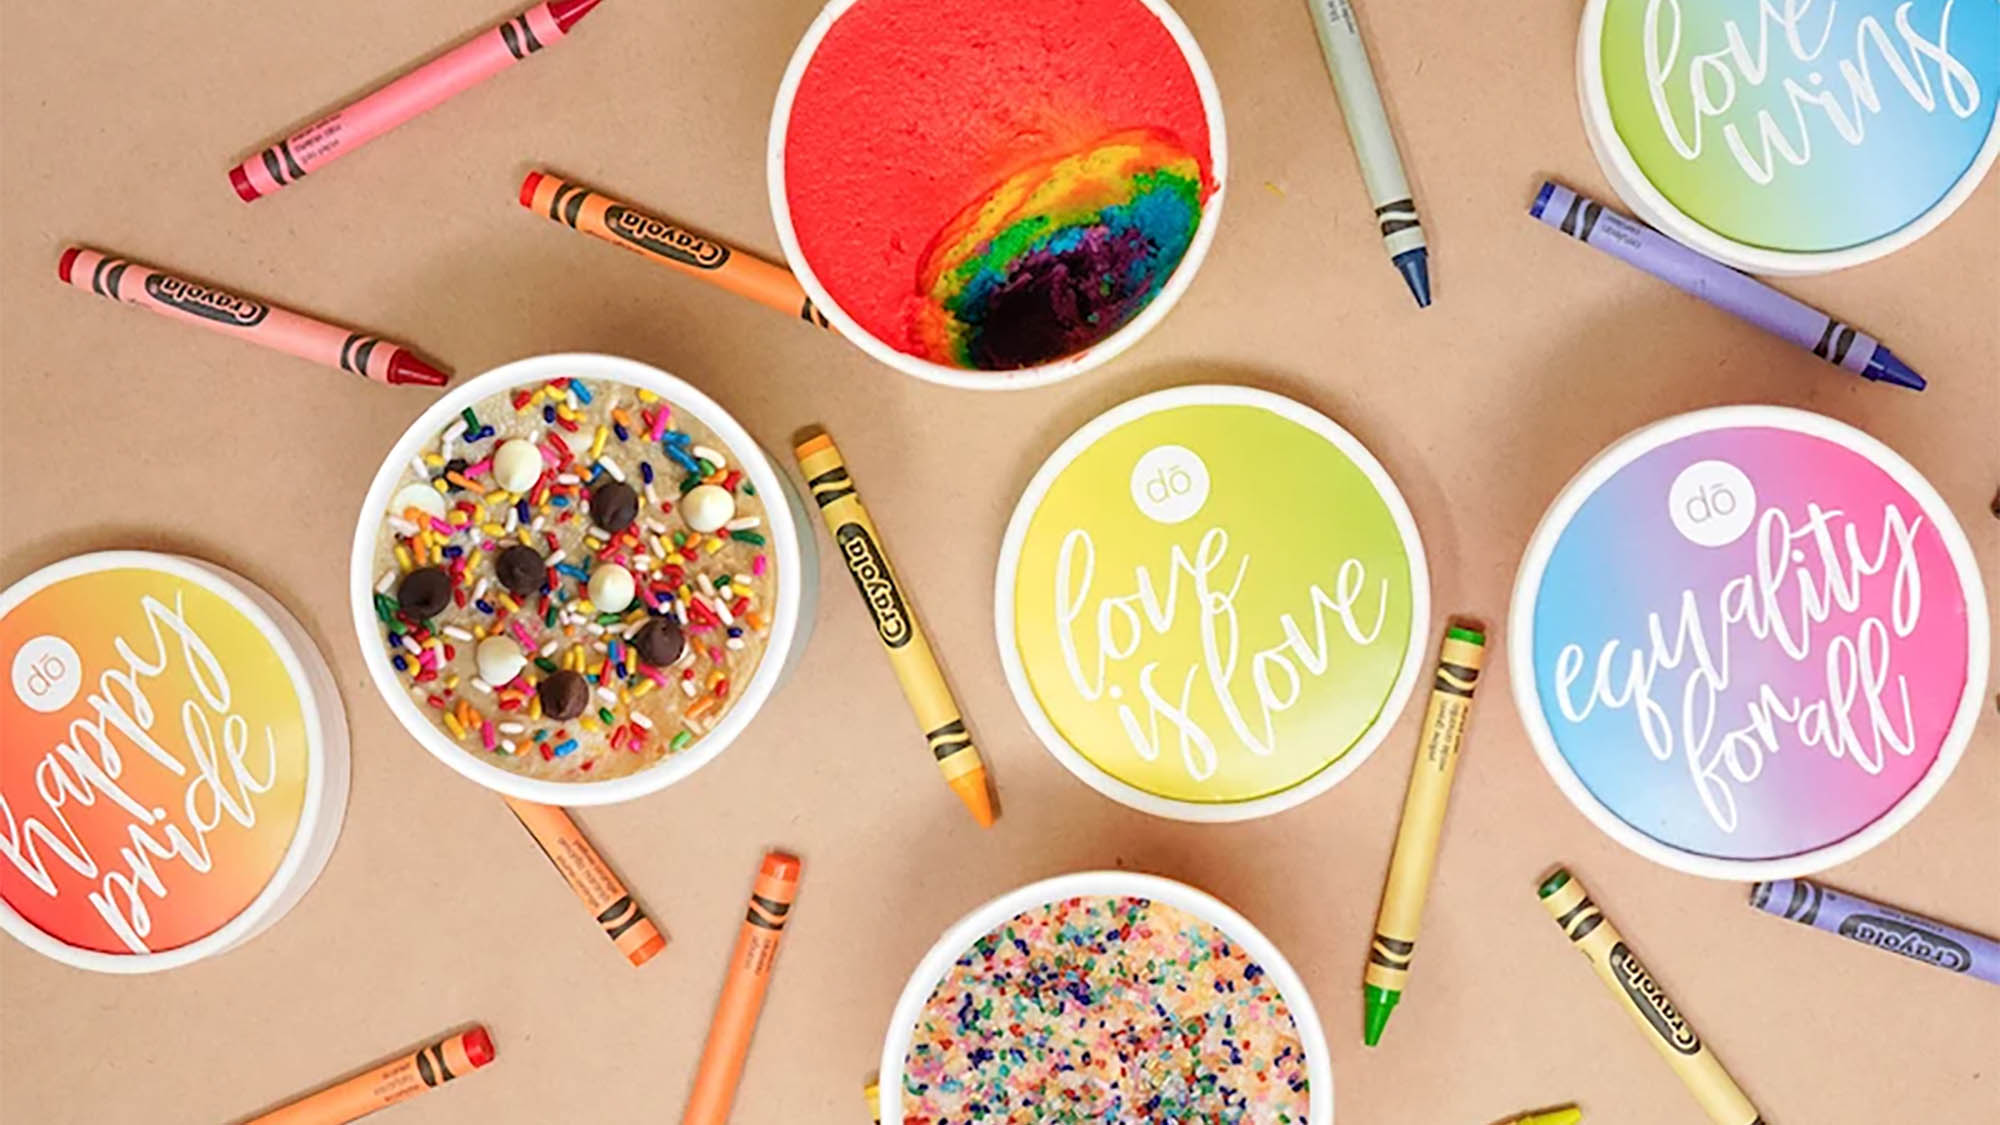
[519,171,828,327]
[681,851,802,1125]
[244,1026,494,1125]
[56,247,447,387]
[505,797,667,966]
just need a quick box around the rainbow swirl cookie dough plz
[903,896,1311,1123]
[369,377,776,782]
[912,129,1205,370]
[781,0,1217,372]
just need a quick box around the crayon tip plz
[461,1026,496,1068]
[1392,248,1432,308]
[229,165,261,203]
[628,931,668,966]
[1517,1108,1582,1125]
[56,246,80,284]
[548,0,603,33]
[760,851,803,882]
[1537,868,1572,899]
[794,432,834,461]
[1530,180,1557,220]
[1863,347,1926,392]
[1362,984,1398,1046]
[387,352,451,388]
[519,170,545,209]
[949,768,997,828]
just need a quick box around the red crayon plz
[229,0,604,202]
[58,247,447,387]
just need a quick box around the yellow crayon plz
[1364,622,1485,1045]
[1539,869,1764,1125]
[794,432,995,827]
[1499,1108,1582,1125]
[864,1079,881,1123]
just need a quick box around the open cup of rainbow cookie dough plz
[882,872,1334,1122]
[349,353,816,806]
[769,0,1227,388]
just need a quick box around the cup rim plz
[1575,0,2000,276]
[993,384,1431,821]
[1507,404,1992,879]
[876,870,1336,1123]
[0,550,347,973]
[346,353,806,807]
[766,0,1230,389]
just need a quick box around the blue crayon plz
[1752,878,1998,986]
[1531,182,1924,391]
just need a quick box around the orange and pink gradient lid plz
[0,552,348,973]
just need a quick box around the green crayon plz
[1363,623,1484,1045]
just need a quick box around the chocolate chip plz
[442,458,470,490]
[537,670,591,721]
[632,617,686,667]
[397,566,452,619]
[494,545,547,597]
[590,480,639,532]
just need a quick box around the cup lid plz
[996,386,1429,821]
[0,552,348,972]
[1578,0,2000,273]
[1510,407,1988,879]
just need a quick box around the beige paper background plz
[1,1,1995,1122]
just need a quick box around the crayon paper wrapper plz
[1,566,310,954]
[1597,0,2000,252]
[1528,426,1972,860]
[1010,400,1418,803]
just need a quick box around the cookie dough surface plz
[369,376,777,783]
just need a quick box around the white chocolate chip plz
[681,484,735,533]
[492,438,543,493]
[392,483,448,520]
[588,563,636,614]
[475,636,527,687]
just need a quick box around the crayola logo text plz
[143,275,269,327]
[1609,942,1701,1054]
[835,523,911,648]
[1840,914,1972,971]
[604,206,730,270]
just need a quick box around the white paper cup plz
[994,386,1430,821]
[879,871,1335,1122]
[0,551,349,973]
[768,0,1229,389]
[349,354,818,807]
[1508,406,1988,879]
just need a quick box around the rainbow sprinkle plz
[910,129,1207,371]
[902,896,1310,1124]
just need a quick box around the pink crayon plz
[58,247,448,387]
[228,0,604,202]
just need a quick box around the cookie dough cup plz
[351,354,816,806]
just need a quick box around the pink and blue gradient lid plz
[1510,407,1988,879]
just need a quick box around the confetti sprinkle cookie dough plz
[901,895,1312,1123]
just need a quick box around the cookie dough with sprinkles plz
[902,896,1311,1124]
[369,376,778,782]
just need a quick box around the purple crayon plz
[1530,181,1925,392]
[1751,879,1998,987]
